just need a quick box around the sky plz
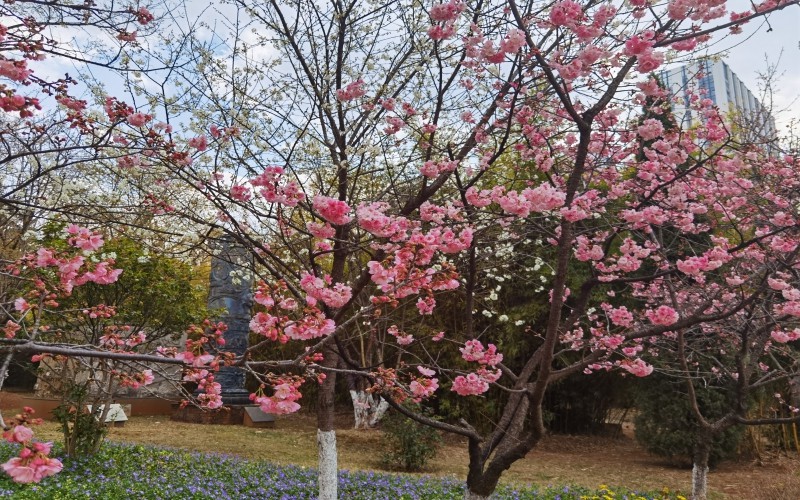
[25,0,800,133]
[712,1,800,129]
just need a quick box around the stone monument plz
[171,235,254,424]
[207,235,253,405]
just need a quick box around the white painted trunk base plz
[369,397,389,427]
[691,462,708,500]
[317,429,338,500]
[464,489,490,500]
[349,389,389,429]
[351,390,370,429]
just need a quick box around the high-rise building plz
[657,59,776,142]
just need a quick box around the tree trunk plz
[691,437,711,500]
[0,352,14,428]
[463,389,540,499]
[317,346,339,500]
[464,440,503,500]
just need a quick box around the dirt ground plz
[513,431,800,499]
[2,391,799,499]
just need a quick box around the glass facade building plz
[657,59,777,142]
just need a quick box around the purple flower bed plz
[0,441,683,499]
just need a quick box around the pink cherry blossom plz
[459,340,503,366]
[255,381,303,415]
[635,50,664,73]
[35,248,56,267]
[383,115,406,134]
[313,195,352,225]
[175,351,216,367]
[188,135,208,151]
[417,366,436,377]
[13,298,29,312]
[126,112,150,126]
[3,320,20,339]
[416,296,436,315]
[646,305,679,326]
[300,272,353,309]
[136,7,154,24]
[230,185,252,201]
[6,426,33,444]
[637,118,665,141]
[452,372,490,396]
[409,377,439,399]
[66,224,104,251]
[2,458,36,483]
[620,358,654,377]
[0,60,32,82]
[396,334,414,345]
[335,80,366,101]
[430,1,465,22]
[771,329,800,343]
[549,0,583,27]
[1,440,62,484]
[607,306,634,327]
[283,313,336,340]
[306,221,336,239]
[623,34,654,56]
[118,30,138,42]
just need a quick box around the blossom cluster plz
[155,321,228,409]
[249,280,336,342]
[4,228,123,334]
[451,368,502,396]
[409,366,439,400]
[461,24,528,64]
[300,272,353,309]
[313,195,352,225]
[360,203,470,316]
[459,340,503,366]
[465,184,566,218]
[253,378,303,415]
[387,325,414,346]
[355,202,411,239]
[426,1,466,40]
[249,166,304,207]
[452,340,503,396]
[188,371,223,410]
[335,80,366,101]
[1,409,62,484]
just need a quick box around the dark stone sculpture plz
[207,236,253,405]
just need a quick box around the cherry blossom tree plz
[653,295,800,500]
[626,66,800,500]
[0,226,136,474]
[127,0,800,498]
[0,0,237,482]
[5,0,800,498]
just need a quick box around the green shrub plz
[634,375,743,467]
[52,384,109,458]
[380,404,442,471]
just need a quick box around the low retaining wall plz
[170,404,246,425]
[21,397,176,420]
